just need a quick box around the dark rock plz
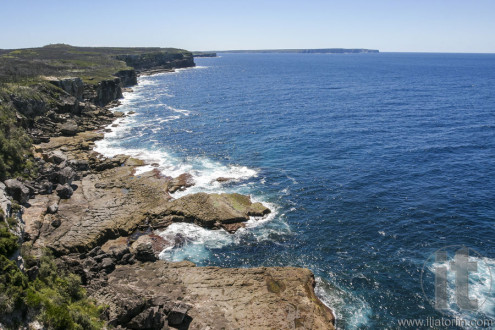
[59,120,79,136]
[26,266,39,281]
[168,302,191,326]
[39,180,53,195]
[88,78,123,106]
[4,179,30,204]
[69,159,89,171]
[82,258,97,271]
[51,218,61,228]
[101,258,115,273]
[55,166,75,185]
[55,184,73,199]
[115,70,138,87]
[88,246,101,257]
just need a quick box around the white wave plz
[175,65,209,72]
[171,158,258,198]
[165,105,191,116]
[158,223,234,262]
[315,277,372,329]
[158,115,181,123]
[157,199,287,263]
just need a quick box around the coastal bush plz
[0,225,18,256]
[0,103,34,181]
[0,247,105,329]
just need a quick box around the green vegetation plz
[1,214,104,329]
[0,226,104,329]
[0,222,18,256]
[0,101,34,181]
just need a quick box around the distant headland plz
[214,48,379,54]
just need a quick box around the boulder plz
[101,257,115,273]
[130,234,172,261]
[101,237,129,260]
[54,166,75,185]
[59,120,78,136]
[4,179,30,204]
[55,184,73,199]
[43,150,67,164]
[46,195,60,214]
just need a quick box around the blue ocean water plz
[96,53,495,328]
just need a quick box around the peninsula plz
[0,44,335,329]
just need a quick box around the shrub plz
[1,250,105,329]
[0,226,18,256]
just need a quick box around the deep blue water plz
[96,53,495,328]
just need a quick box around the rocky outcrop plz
[89,261,335,329]
[151,192,271,232]
[168,173,194,193]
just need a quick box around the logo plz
[420,245,492,313]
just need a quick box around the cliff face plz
[115,69,138,87]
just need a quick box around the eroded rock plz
[89,261,335,329]
[4,179,30,204]
[55,183,73,199]
[156,192,271,230]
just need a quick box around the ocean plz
[95,53,495,328]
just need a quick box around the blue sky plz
[1,0,494,53]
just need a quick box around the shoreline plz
[14,65,337,328]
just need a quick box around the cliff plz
[0,45,335,329]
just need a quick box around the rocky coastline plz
[0,46,335,329]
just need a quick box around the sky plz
[1,0,494,53]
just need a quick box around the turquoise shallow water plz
[96,53,495,328]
